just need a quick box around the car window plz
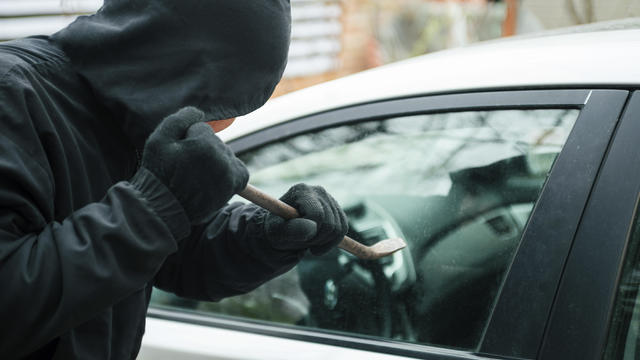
[151,108,579,351]
[604,210,640,359]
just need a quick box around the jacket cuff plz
[130,167,191,241]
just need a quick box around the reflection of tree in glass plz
[241,109,579,201]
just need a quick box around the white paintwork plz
[139,318,416,360]
[221,28,640,142]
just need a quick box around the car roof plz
[222,25,640,141]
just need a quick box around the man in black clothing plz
[0,0,347,358]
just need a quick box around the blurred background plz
[1,0,638,97]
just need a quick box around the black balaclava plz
[52,0,291,147]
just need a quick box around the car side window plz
[604,210,640,359]
[151,109,579,351]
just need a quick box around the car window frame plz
[479,89,629,358]
[147,89,629,360]
[538,90,638,360]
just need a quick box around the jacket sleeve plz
[0,137,191,357]
[154,202,303,301]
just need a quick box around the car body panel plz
[142,310,499,360]
[140,318,416,360]
[221,29,640,143]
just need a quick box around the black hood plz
[52,0,291,147]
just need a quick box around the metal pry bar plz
[238,184,407,260]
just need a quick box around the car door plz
[141,89,628,360]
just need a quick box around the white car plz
[140,23,640,360]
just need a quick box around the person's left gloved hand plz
[261,184,348,256]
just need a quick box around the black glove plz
[138,107,249,225]
[264,184,348,256]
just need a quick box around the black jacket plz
[0,0,292,358]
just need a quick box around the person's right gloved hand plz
[236,184,348,277]
[136,107,249,225]
[262,184,349,256]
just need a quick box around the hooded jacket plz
[0,0,293,358]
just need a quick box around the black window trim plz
[480,89,629,358]
[229,89,590,154]
[537,91,639,359]
[148,89,629,359]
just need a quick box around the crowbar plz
[238,184,407,260]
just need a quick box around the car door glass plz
[151,109,579,351]
[604,211,640,360]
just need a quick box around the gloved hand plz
[139,107,249,225]
[264,184,348,256]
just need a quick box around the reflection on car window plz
[151,109,579,351]
[604,211,640,359]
